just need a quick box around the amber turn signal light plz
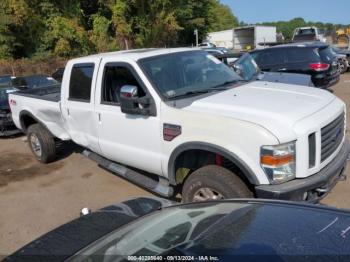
[261,154,294,167]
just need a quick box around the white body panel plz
[9,48,346,186]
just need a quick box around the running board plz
[82,150,174,198]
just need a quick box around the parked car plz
[9,48,349,203]
[0,74,59,136]
[214,52,314,87]
[198,42,217,48]
[200,47,230,56]
[6,197,350,261]
[11,74,59,89]
[0,75,14,87]
[0,86,20,136]
[292,27,326,43]
[331,45,350,73]
[250,42,340,89]
[52,67,65,82]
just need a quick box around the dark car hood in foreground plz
[5,197,173,262]
[6,199,350,262]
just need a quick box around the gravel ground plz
[0,73,350,255]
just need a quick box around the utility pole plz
[194,29,199,46]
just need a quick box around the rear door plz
[284,47,318,75]
[61,57,102,153]
[251,49,286,72]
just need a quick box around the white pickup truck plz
[9,48,350,203]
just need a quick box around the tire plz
[27,123,56,163]
[182,165,252,203]
[339,60,348,74]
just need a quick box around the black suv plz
[250,42,340,89]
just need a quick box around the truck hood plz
[182,81,336,142]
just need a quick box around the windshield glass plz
[139,51,242,99]
[296,28,315,35]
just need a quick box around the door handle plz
[98,113,101,122]
[67,108,70,116]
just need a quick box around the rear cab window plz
[69,63,95,102]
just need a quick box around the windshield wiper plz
[169,87,229,100]
[211,79,246,89]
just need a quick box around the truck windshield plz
[139,51,242,99]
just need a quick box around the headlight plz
[260,141,296,184]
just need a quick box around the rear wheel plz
[182,165,252,203]
[27,124,56,163]
[339,60,348,74]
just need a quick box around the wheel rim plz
[193,188,225,202]
[30,133,42,158]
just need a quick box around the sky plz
[221,0,350,25]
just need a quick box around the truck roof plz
[73,48,195,62]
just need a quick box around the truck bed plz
[9,84,71,140]
[14,84,61,102]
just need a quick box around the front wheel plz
[27,124,57,163]
[182,165,252,203]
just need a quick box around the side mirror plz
[120,85,138,98]
[233,64,244,77]
[120,85,155,116]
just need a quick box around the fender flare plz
[167,142,260,186]
[19,110,54,136]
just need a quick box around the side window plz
[250,52,261,65]
[259,49,285,67]
[101,65,145,104]
[285,48,318,63]
[69,63,95,102]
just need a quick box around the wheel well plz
[172,149,254,191]
[20,113,38,132]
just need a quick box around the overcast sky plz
[221,0,350,24]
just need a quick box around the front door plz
[94,60,162,175]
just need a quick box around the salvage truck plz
[8,48,350,203]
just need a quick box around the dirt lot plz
[1,74,350,255]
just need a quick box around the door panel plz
[95,60,163,175]
[61,58,102,153]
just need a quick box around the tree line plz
[1,1,348,61]
[0,0,238,59]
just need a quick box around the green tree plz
[41,16,92,57]
[208,0,238,31]
[90,15,118,52]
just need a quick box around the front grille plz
[321,113,345,162]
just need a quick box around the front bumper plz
[255,140,350,203]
